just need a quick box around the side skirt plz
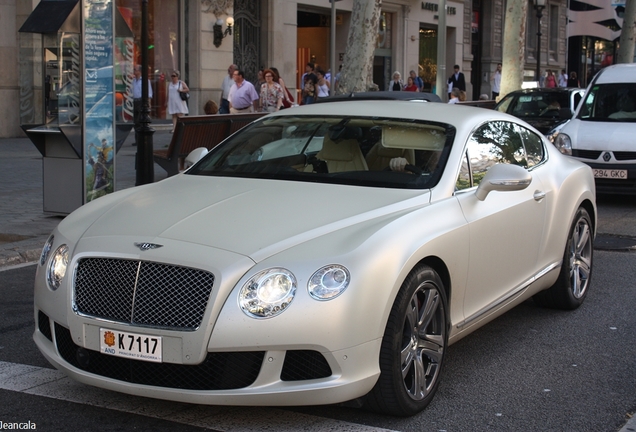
[454,260,562,333]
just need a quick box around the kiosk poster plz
[115,6,134,123]
[84,0,115,202]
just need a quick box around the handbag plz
[282,86,294,109]
[179,81,189,101]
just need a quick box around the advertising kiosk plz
[19,0,134,215]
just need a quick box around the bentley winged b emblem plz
[134,242,164,251]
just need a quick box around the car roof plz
[503,88,579,96]
[594,63,636,84]
[268,100,520,132]
[315,91,442,103]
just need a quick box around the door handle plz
[533,190,546,201]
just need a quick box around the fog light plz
[76,347,90,369]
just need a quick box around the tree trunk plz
[617,0,636,64]
[336,0,382,94]
[499,0,528,101]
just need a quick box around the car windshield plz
[187,115,455,189]
[496,91,570,118]
[578,83,636,122]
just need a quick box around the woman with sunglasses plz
[168,70,189,133]
[259,68,284,112]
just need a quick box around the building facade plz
[3,0,622,138]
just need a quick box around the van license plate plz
[100,328,162,363]
[593,169,627,179]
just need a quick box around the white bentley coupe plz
[34,100,596,416]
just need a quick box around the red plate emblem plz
[103,330,115,347]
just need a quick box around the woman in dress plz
[315,68,330,99]
[259,68,284,112]
[545,70,557,88]
[167,70,189,133]
[403,76,419,92]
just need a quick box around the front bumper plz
[34,312,381,406]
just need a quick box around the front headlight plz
[308,264,350,300]
[554,133,572,155]
[46,244,69,290]
[39,235,54,266]
[239,268,297,318]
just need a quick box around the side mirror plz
[184,147,208,170]
[475,163,532,201]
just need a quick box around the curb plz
[619,414,636,432]
[0,235,48,268]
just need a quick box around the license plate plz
[100,328,162,363]
[593,169,628,179]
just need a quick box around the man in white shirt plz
[558,69,568,88]
[219,64,237,114]
[228,69,259,113]
[491,63,502,100]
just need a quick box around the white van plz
[554,63,636,195]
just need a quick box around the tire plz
[534,207,593,310]
[365,264,448,416]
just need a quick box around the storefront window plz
[116,0,181,120]
[419,28,437,92]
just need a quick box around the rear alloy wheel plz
[534,207,593,310]
[365,264,448,416]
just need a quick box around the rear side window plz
[578,83,636,122]
[500,92,569,118]
[516,125,545,168]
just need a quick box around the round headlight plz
[239,268,297,318]
[39,235,54,266]
[554,133,572,155]
[46,244,69,290]
[308,265,350,300]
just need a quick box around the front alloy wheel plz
[365,264,448,416]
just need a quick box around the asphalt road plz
[1,247,634,432]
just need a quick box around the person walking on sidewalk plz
[228,69,259,113]
[491,63,502,100]
[167,70,189,133]
[132,65,152,138]
[448,65,466,99]
[219,64,237,114]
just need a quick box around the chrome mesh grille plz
[74,258,215,330]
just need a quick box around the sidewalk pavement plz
[0,124,171,268]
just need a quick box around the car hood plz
[522,117,567,134]
[71,175,430,262]
[567,120,636,151]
